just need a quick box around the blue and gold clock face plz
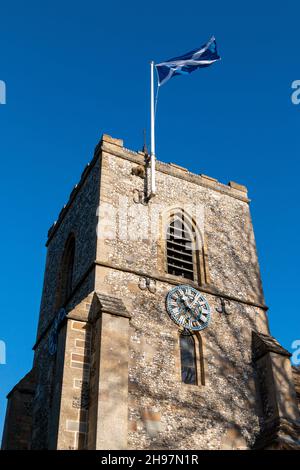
[166,285,211,331]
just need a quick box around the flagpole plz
[150,60,156,197]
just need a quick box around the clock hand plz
[189,294,202,310]
[181,295,193,310]
[189,308,200,322]
[182,301,199,322]
[180,294,203,324]
[181,296,197,313]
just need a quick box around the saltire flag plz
[155,36,220,87]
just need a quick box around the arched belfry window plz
[166,212,196,281]
[56,234,75,307]
[180,332,197,385]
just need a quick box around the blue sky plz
[0,1,299,440]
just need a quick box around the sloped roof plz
[252,331,291,361]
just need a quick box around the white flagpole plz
[150,60,156,197]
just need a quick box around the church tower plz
[2,134,300,450]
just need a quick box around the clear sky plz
[0,1,299,440]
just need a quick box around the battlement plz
[100,134,248,197]
[47,133,249,245]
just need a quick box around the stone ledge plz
[95,259,268,311]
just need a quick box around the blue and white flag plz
[155,36,220,86]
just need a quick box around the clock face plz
[166,285,211,331]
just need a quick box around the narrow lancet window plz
[180,333,197,385]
